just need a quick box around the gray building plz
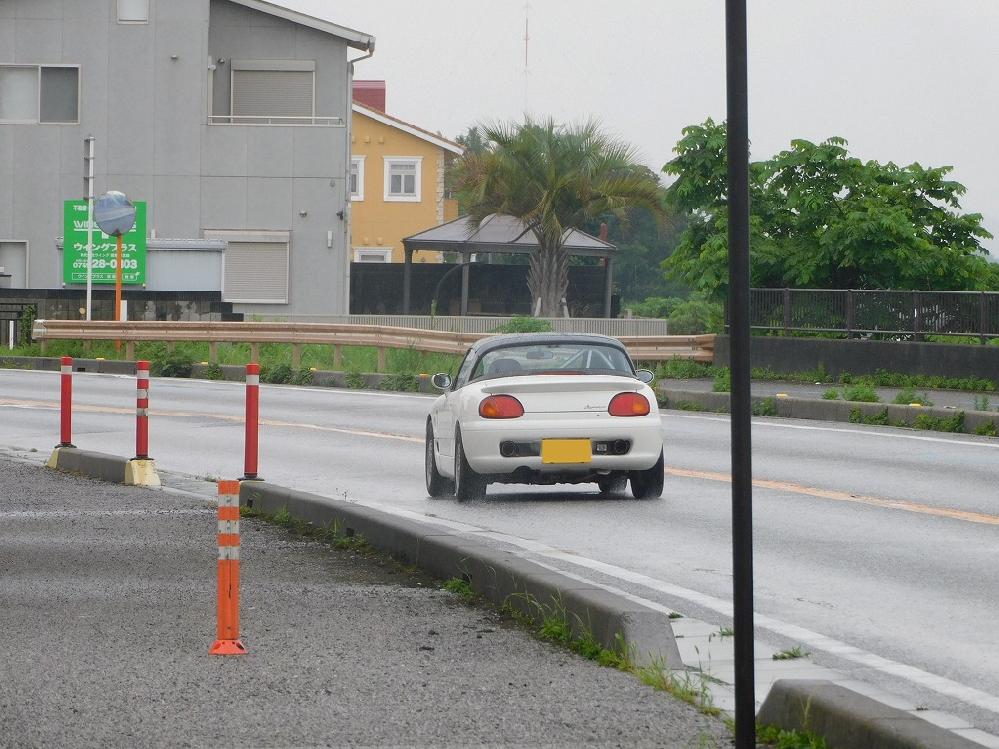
[0,0,374,315]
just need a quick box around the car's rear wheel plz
[454,426,487,501]
[425,419,454,498]
[630,449,665,499]
[597,474,628,495]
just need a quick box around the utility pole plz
[83,136,95,321]
[725,1,755,747]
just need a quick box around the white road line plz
[355,497,999,716]
[0,508,213,519]
[670,411,999,450]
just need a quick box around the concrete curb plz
[47,447,160,487]
[658,387,999,434]
[758,679,984,749]
[238,481,683,669]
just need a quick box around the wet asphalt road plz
[1,367,998,735]
[0,455,731,748]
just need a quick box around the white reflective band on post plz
[246,375,260,386]
[218,546,240,561]
[60,365,72,374]
[136,388,148,399]
[136,408,149,417]
[218,493,240,507]
[218,519,240,535]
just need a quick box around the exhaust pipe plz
[500,441,519,458]
[613,440,629,455]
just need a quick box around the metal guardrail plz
[745,288,999,341]
[31,320,714,371]
[256,315,671,336]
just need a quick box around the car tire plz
[597,474,628,495]
[630,449,665,499]
[425,419,454,498]
[454,426,486,501]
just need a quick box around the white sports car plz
[425,333,665,501]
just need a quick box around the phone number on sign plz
[71,258,140,270]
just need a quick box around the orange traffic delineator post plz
[210,480,247,655]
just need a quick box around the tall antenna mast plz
[523,1,530,114]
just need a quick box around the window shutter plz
[223,242,289,303]
[232,70,313,119]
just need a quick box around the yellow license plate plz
[541,439,592,464]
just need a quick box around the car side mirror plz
[432,373,452,390]
[636,368,655,384]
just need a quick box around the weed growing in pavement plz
[712,369,731,393]
[716,627,734,638]
[668,612,684,619]
[442,577,476,600]
[291,367,314,386]
[637,657,720,716]
[913,411,965,433]
[656,359,718,380]
[849,407,890,426]
[344,370,366,389]
[379,372,418,392]
[756,723,827,748]
[772,645,809,660]
[821,388,839,400]
[974,421,998,437]
[973,394,993,412]
[893,388,933,406]
[272,507,293,527]
[841,369,995,392]
[752,398,777,417]
[842,383,880,403]
[203,364,224,380]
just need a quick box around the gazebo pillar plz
[402,245,413,314]
[460,251,470,315]
[603,256,615,318]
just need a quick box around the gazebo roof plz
[402,214,616,258]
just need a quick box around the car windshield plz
[470,343,634,381]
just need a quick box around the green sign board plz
[63,200,147,285]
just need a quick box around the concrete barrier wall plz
[713,335,999,382]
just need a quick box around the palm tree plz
[454,118,665,317]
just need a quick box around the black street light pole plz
[726,0,756,747]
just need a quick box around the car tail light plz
[479,395,525,419]
[608,392,650,417]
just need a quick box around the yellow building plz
[349,98,462,264]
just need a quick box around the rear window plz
[471,343,633,381]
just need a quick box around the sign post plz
[83,137,95,321]
[93,192,137,342]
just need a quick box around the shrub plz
[657,359,715,380]
[260,363,293,384]
[974,421,997,437]
[843,384,880,403]
[203,364,224,380]
[850,407,889,426]
[491,316,553,334]
[154,353,194,378]
[345,371,366,389]
[752,398,777,416]
[379,372,418,392]
[822,388,839,400]
[712,368,731,393]
[914,411,965,433]
[291,368,314,385]
[893,388,933,406]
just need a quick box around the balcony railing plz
[208,115,344,127]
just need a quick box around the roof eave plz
[226,0,375,51]
[352,104,463,154]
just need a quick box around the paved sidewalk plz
[664,378,996,412]
[0,454,731,748]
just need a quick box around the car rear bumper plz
[459,413,664,475]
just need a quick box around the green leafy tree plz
[453,118,665,316]
[663,119,996,297]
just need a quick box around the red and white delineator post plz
[123,360,160,486]
[59,356,74,448]
[210,480,246,655]
[243,363,260,480]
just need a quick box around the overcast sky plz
[285,0,997,253]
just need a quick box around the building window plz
[353,248,392,263]
[230,60,314,124]
[349,157,365,201]
[384,157,422,202]
[0,65,79,124]
[117,0,149,22]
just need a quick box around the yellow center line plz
[5,396,993,524]
[667,467,999,526]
